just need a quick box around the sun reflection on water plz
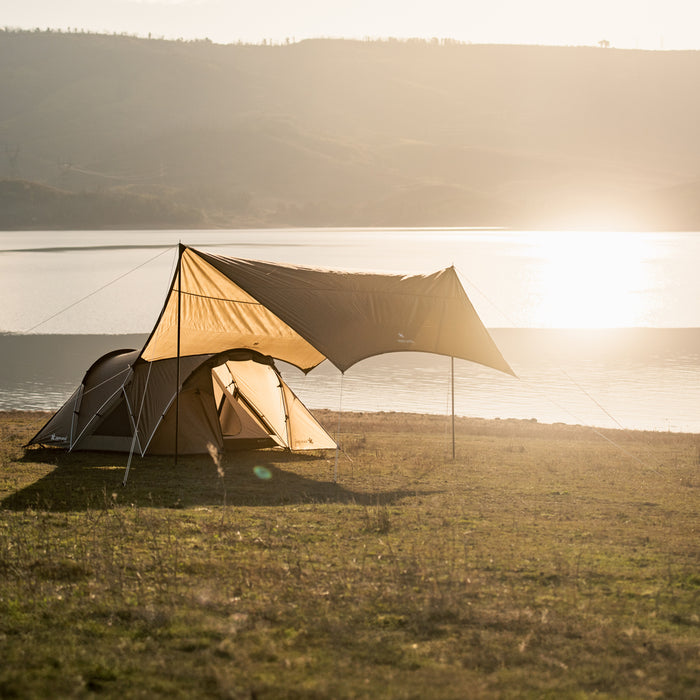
[524,231,656,328]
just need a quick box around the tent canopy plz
[141,246,514,377]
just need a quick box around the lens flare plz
[253,466,272,480]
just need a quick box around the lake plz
[1,228,698,433]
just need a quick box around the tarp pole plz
[333,372,344,483]
[174,243,183,465]
[451,356,456,460]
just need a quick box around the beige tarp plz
[141,246,514,376]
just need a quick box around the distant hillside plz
[0,179,207,229]
[1,30,700,229]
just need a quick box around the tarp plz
[141,246,514,376]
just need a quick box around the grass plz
[0,409,698,699]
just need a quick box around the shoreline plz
[5,408,698,440]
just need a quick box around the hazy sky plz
[3,0,700,50]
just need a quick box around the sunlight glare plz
[526,232,653,328]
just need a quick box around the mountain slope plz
[1,31,699,229]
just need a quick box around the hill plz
[1,30,700,229]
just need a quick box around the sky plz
[3,0,700,50]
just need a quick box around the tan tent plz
[28,348,336,455]
[142,246,514,375]
[28,245,513,460]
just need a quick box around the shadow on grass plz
[3,447,426,512]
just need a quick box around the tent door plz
[211,364,283,450]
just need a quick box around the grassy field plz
[0,410,698,699]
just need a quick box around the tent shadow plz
[3,447,429,512]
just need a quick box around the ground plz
[1,410,698,699]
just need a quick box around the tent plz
[28,245,514,459]
[139,246,515,376]
[28,348,336,455]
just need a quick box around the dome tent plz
[28,348,336,455]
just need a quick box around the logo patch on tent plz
[397,332,414,346]
[50,433,68,443]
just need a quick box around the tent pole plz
[333,371,344,483]
[451,356,455,460]
[68,384,84,451]
[123,361,153,486]
[174,243,183,466]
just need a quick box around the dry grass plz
[0,410,698,699]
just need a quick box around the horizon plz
[4,0,700,52]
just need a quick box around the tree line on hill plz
[1,29,700,230]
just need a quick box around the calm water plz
[1,229,698,432]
